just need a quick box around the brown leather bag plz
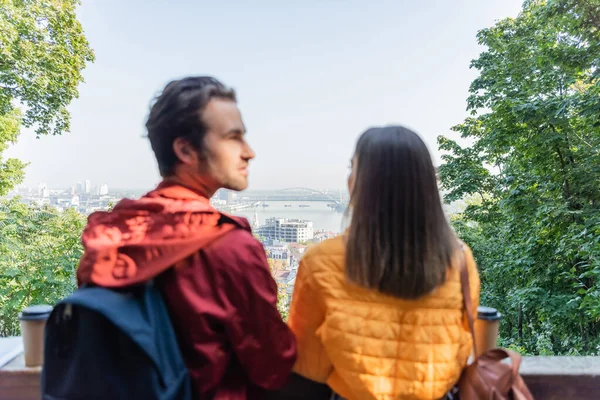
[456,255,535,400]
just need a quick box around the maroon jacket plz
[156,216,297,399]
[77,183,297,399]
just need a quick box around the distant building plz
[226,191,236,204]
[99,184,109,195]
[312,230,338,243]
[252,210,260,230]
[210,198,226,208]
[214,189,236,204]
[287,242,307,255]
[273,269,295,285]
[38,183,47,196]
[263,239,289,261]
[84,180,91,194]
[38,183,49,198]
[257,218,314,243]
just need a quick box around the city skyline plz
[12,182,349,194]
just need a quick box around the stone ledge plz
[2,354,600,399]
[0,354,40,400]
[521,356,600,400]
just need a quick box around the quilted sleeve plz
[287,257,332,383]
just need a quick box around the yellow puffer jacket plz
[288,236,480,400]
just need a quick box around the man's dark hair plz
[345,126,457,299]
[146,76,237,176]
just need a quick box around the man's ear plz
[173,137,198,166]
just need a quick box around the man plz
[76,77,297,399]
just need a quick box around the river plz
[232,201,346,233]
[231,199,463,235]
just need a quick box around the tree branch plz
[555,144,572,201]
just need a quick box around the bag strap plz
[459,247,478,358]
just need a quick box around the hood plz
[77,183,240,288]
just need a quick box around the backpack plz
[41,282,192,400]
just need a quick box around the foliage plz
[0,199,86,336]
[267,258,291,319]
[439,0,600,355]
[0,0,94,136]
[0,0,92,336]
[0,0,94,195]
[276,283,290,321]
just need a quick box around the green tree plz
[0,0,93,335]
[0,200,86,336]
[0,0,94,194]
[438,0,600,355]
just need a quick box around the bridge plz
[242,187,347,205]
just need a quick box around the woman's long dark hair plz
[345,126,456,299]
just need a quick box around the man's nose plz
[243,141,255,161]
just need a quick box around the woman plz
[286,126,480,400]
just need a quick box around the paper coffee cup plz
[18,304,53,367]
[473,306,502,357]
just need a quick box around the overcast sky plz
[7,0,523,191]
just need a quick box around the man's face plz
[198,98,255,192]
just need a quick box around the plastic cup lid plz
[477,306,502,320]
[18,304,53,321]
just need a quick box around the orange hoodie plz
[77,183,234,287]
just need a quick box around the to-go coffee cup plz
[473,306,502,357]
[18,304,53,367]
